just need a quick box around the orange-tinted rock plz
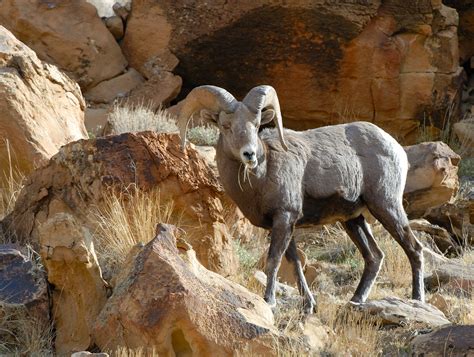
[444,0,474,62]
[123,0,462,143]
[5,132,238,277]
[93,224,279,356]
[404,142,461,218]
[84,68,144,104]
[0,0,127,89]
[37,212,107,354]
[126,71,182,110]
[0,26,87,180]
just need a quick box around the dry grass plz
[0,140,25,221]
[317,298,383,356]
[107,102,178,135]
[187,124,220,146]
[0,304,53,356]
[107,101,220,146]
[0,246,53,355]
[298,223,358,267]
[92,186,181,280]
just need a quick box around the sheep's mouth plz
[244,159,258,169]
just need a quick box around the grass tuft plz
[187,125,220,146]
[107,102,178,135]
[0,139,25,221]
[92,186,180,280]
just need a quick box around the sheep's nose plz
[243,151,255,160]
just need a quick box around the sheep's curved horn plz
[178,85,237,149]
[243,85,288,151]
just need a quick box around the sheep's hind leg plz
[367,203,425,302]
[343,215,384,303]
[285,238,315,314]
[264,211,296,310]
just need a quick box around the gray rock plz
[0,244,49,320]
[352,296,450,327]
[410,325,474,356]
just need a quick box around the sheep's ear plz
[261,109,275,125]
[200,109,219,122]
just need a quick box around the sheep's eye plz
[222,123,231,130]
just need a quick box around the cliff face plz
[123,0,462,143]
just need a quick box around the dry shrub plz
[0,139,25,222]
[107,102,178,135]
[0,304,53,355]
[93,187,181,279]
[187,124,219,146]
[298,223,359,267]
[317,298,382,356]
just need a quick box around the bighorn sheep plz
[178,85,425,314]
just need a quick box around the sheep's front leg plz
[264,211,295,309]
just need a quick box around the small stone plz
[105,16,124,40]
[85,68,145,104]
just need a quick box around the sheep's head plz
[178,85,288,168]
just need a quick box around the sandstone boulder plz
[104,16,124,41]
[84,107,110,136]
[93,224,279,356]
[425,198,474,243]
[4,132,238,277]
[37,212,107,354]
[0,0,127,89]
[252,270,297,298]
[404,142,460,218]
[84,68,144,104]
[410,325,474,357]
[126,70,182,110]
[352,297,450,327]
[453,118,474,156]
[0,244,49,322]
[444,0,474,62]
[425,261,474,295]
[409,219,457,254]
[123,0,462,143]
[0,26,87,179]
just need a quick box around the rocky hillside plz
[0,0,473,356]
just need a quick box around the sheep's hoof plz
[264,297,277,312]
[303,299,316,315]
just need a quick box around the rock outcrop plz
[444,0,474,62]
[0,0,128,89]
[84,68,144,104]
[404,142,460,218]
[425,199,474,244]
[123,0,462,143]
[93,224,279,356]
[37,212,107,354]
[0,244,49,322]
[410,325,474,356]
[4,132,238,277]
[0,26,87,179]
[353,297,450,327]
[453,118,474,156]
[425,261,474,295]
